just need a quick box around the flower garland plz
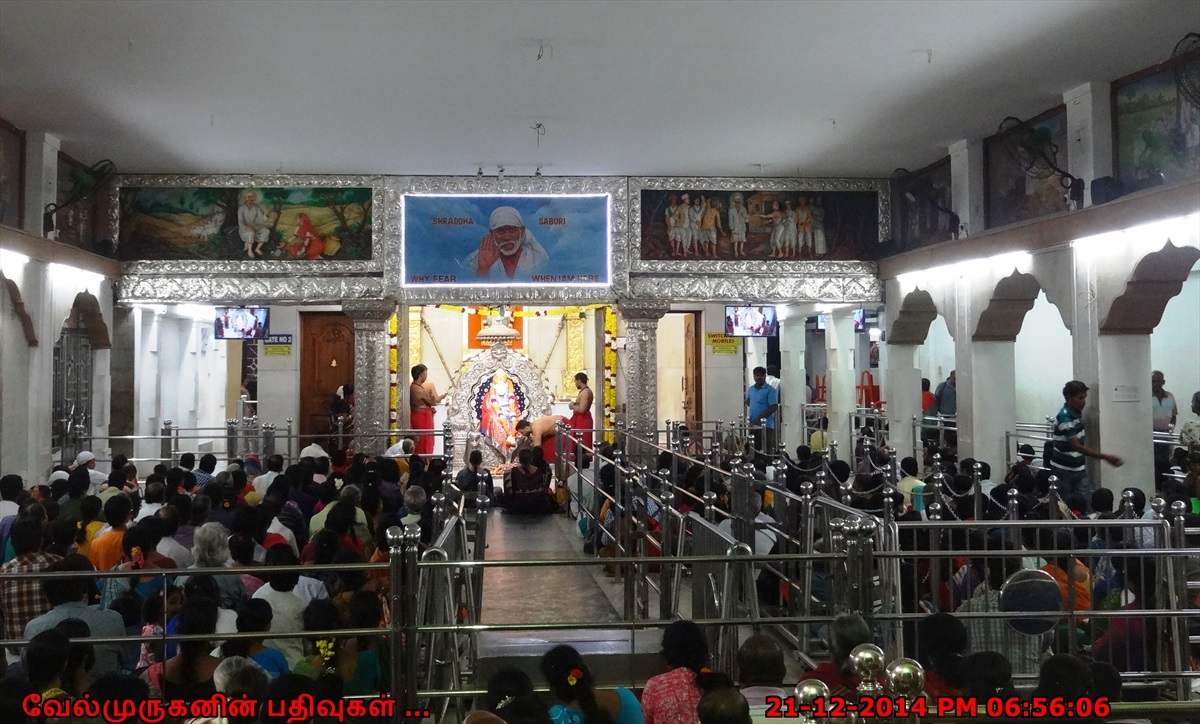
[315,638,337,675]
[603,310,617,443]
[432,303,608,318]
[387,313,399,436]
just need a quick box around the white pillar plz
[961,340,1016,473]
[885,343,922,464]
[949,138,985,236]
[826,309,857,454]
[1096,334,1154,495]
[21,131,59,237]
[779,312,807,450]
[1072,255,1103,482]
[1064,81,1113,208]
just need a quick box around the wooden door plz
[299,312,355,443]
[681,311,703,427]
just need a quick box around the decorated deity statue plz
[479,368,523,453]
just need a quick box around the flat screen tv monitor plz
[215,307,269,340]
[725,305,779,337]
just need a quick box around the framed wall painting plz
[637,185,881,261]
[117,186,373,261]
[0,116,22,229]
[891,157,954,250]
[402,194,610,286]
[984,105,1070,229]
[1113,53,1200,191]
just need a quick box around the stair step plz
[474,628,663,689]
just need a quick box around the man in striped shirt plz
[1050,380,1123,495]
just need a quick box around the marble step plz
[473,627,663,689]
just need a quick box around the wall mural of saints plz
[639,189,879,260]
[118,186,373,261]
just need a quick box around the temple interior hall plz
[2,1,1200,722]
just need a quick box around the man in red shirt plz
[921,378,936,415]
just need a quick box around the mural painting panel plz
[118,186,373,261]
[985,107,1070,229]
[1114,56,1200,190]
[638,188,879,260]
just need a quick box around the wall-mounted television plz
[724,305,779,337]
[215,307,269,340]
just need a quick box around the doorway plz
[299,312,355,445]
[655,311,703,430]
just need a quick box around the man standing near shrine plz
[746,366,779,455]
[465,206,549,280]
[410,364,445,456]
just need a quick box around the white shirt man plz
[252,582,307,668]
[253,469,280,499]
[157,535,194,568]
[134,501,162,522]
[72,452,108,494]
[716,493,778,556]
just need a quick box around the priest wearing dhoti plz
[566,372,594,455]
[410,364,445,456]
[464,206,550,280]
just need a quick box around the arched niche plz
[887,288,939,345]
[0,272,38,347]
[1102,242,1200,334]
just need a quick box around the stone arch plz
[62,291,111,349]
[1101,242,1200,334]
[886,288,938,345]
[0,272,38,347]
[972,271,1042,341]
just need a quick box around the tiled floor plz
[479,510,620,626]
[473,508,810,687]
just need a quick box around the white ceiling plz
[2,0,1197,177]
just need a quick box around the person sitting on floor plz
[505,448,556,515]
